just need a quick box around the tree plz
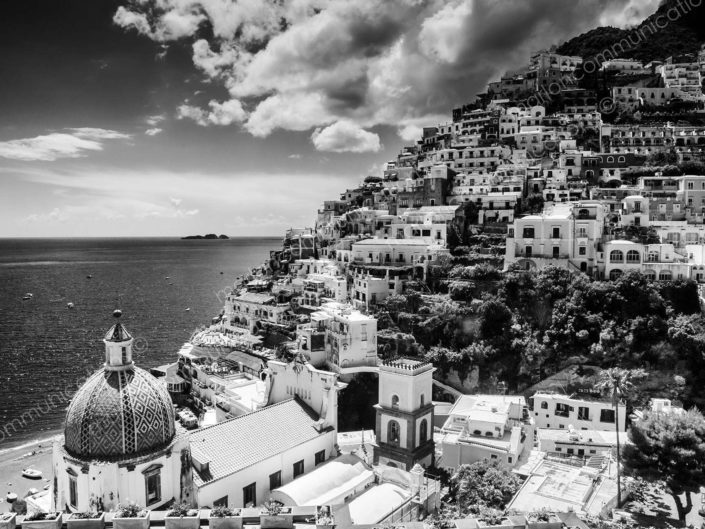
[451,459,521,513]
[595,367,646,508]
[622,409,705,522]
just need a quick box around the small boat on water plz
[185,308,190,312]
[86,274,92,279]
[22,293,33,301]
[67,302,75,309]
[22,468,42,480]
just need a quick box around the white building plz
[504,201,608,276]
[530,393,626,432]
[190,398,338,508]
[537,427,628,458]
[300,302,378,373]
[439,395,533,470]
[601,241,691,281]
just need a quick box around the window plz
[388,420,401,446]
[419,419,428,444]
[523,227,535,238]
[610,250,624,263]
[68,472,78,509]
[293,459,305,478]
[579,246,586,256]
[144,465,162,506]
[525,246,533,257]
[269,471,281,491]
[553,246,560,258]
[391,395,399,408]
[578,406,590,421]
[214,496,228,508]
[555,403,570,417]
[659,270,672,280]
[609,269,623,280]
[552,227,561,238]
[647,252,658,262]
[626,250,640,263]
[243,483,256,507]
[315,450,326,466]
[121,346,128,364]
[540,401,548,409]
[600,409,616,423]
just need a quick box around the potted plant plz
[165,502,200,529]
[0,512,17,529]
[208,506,242,529]
[67,511,105,529]
[21,512,62,529]
[113,503,150,529]
[526,508,562,529]
[259,500,293,529]
[315,506,334,529]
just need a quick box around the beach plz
[0,437,56,513]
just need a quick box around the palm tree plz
[596,367,646,507]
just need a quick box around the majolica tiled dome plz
[65,366,176,459]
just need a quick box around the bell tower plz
[373,358,435,470]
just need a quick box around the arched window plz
[644,269,656,280]
[391,395,399,408]
[388,420,400,446]
[610,250,624,263]
[659,270,672,280]
[540,401,548,409]
[610,269,623,280]
[626,250,640,263]
[419,419,428,444]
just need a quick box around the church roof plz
[64,366,176,459]
[189,398,330,487]
[104,322,132,342]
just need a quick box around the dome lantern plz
[104,309,134,370]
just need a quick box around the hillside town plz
[8,40,705,529]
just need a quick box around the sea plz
[0,237,280,453]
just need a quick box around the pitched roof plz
[188,398,329,487]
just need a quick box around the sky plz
[0,0,661,237]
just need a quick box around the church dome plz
[64,366,176,459]
[64,313,176,459]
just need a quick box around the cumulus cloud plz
[311,120,381,153]
[145,127,163,136]
[0,128,131,161]
[146,114,166,126]
[177,99,246,126]
[114,0,660,142]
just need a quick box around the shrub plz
[25,512,59,521]
[72,512,101,520]
[115,503,147,519]
[167,503,197,518]
[210,506,239,518]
